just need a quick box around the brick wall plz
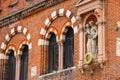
[0,0,79,80]
[1,0,120,80]
[105,0,120,79]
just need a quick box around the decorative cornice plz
[76,0,103,17]
[0,0,65,28]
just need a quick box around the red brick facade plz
[0,0,120,80]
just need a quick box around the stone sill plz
[39,66,76,79]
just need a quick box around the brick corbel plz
[8,0,18,8]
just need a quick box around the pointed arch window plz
[20,45,29,80]
[7,50,16,80]
[63,27,74,69]
[48,33,59,73]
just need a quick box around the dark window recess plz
[7,50,16,80]
[0,7,2,13]
[63,27,74,69]
[8,0,18,8]
[20,45,29,80]
[48,33,58,73]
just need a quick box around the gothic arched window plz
[7,50,16,80]
[63,27,74,69]
[48,33,58,73]
[20,45,29,80]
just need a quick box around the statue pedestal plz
[79,60,106,74]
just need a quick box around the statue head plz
[86,24,89,28]
[85,24,91,30]
[116,21,120,31]
[89,21,94,26]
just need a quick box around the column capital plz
[57,40,64,45]
[76,15,84,32]
[78,23,84,33]
[94,7,103,17]
[94,7,105,23]
[0,54,9,60]
[15,54,21,60]
[76,14,82,22]
[58,39,64,70]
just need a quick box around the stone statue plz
[116,21,120,31]
[85,21,98,59]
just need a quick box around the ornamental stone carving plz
[116,21,120,31]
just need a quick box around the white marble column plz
[15,55,20,80]
[58,41,63,70]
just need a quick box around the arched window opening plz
[48,33,58,73]
[20,45,29,80]
[7,50,16,80]
[63,27,74,69]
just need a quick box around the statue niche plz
[85,21,98,60]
